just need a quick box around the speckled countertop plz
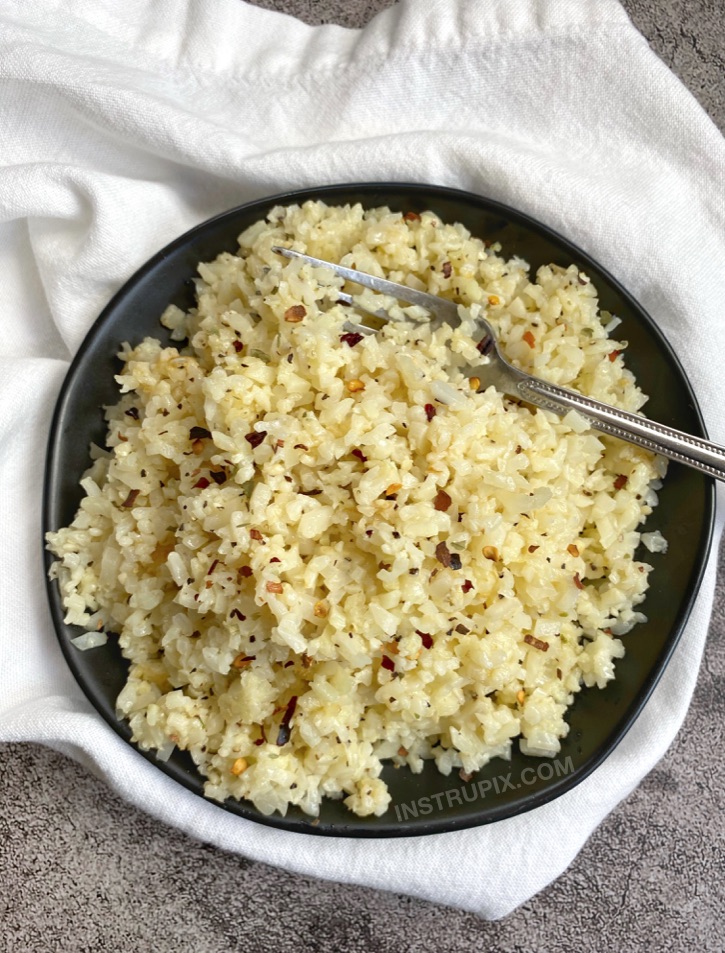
[1,2,723,951]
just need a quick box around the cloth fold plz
[1,0,723,919]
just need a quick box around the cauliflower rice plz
[46,200,667,819]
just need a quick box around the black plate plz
[43,183,715,837]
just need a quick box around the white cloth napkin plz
[1,0,723,920]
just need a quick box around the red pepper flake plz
[276,695,298,746]
[266,580,283,593]
[522,330,536,348]
[403,211,421,222]
[476,336,494,356]
[416,630,434,649]
[524,634,549,652]
[433,489,452,512]
[253,738,264,746]
[207,559,219,576]
[380,655,395,671]
[424,403,437,422]
[441,261,452,279]
[230,608,246,621]
[209,470,227,485]
[462,579,474,593]
[608,349,622,362]
[124,407,139,420]
[245,431,267,448]
[613,474,628,490]
[250,529,264,541]
[435,542,462,570]
[573,572,584,590]
[284,305,306,323]
[121,489,140,508]
[351,448,368,463]
[239,566,253,578]
[190,426,212,440]
[340,331,364,347]
[270,557,281,564]
[193,477,210,489]
[232,340,244,353]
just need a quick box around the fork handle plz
[517,377,725,482]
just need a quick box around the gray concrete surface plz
[2,2,723,950]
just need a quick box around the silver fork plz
[273,246,725,482]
